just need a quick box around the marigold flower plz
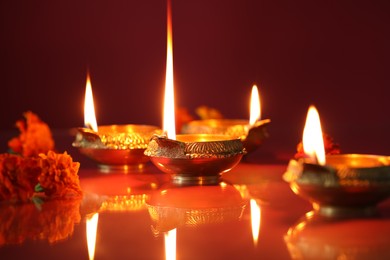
[8,111,55,157]
[38,151,82,199]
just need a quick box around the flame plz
[250,199,261,246]
[86,213,99,260]
[249,85,261,126]
[84,73,98,132]
[163,0,176,140]
[302,105,326,165]
[164,228,177,260]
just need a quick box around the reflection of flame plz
[250,199,261,246]
[302,105,325,165]
[84,73,98,132]
[165,228,177,260]
[249,85,261,126]
[86,212,99,260]
[163,0,176,140]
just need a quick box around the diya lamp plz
[72,73,162,172]
[181,85,271,153]
[284,105,390,217]
[144,0,245,185]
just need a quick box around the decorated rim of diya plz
[73,124,162,171]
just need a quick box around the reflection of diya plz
[73,124,162,172]
[80,172,166,212]
[284,154,390,217]
[0,198,81,245]
[146,183,246,236]
[285,211,390,260]
[182,119,270,153]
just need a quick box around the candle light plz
[249,85,261,126]
[84,73,98,132]
[144,0,245,184]
[302,105,325,165]
[163,0,176,140]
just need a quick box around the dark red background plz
[1,0,389,157]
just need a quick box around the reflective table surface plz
[1,161,390,260]
[1,131,390,260]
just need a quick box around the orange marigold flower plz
[294,133,341,160]
[0,154,40,202]
[0,151,82,202]
[38,151,82,199]
[195,105,224,120]
[176,107,195,133]
[8,111,55,157]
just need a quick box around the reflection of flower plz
[8,111,55,157]
[0,198,81,245]
[0,151,82,202]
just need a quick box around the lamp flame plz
[249,85,261,126]
[302,105,326,165]
[164,228,177,260]
[163,0,176,140]
[86,213,99,260]
[84,73,98,132]
[250,199,261,246]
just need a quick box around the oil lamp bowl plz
[284,154,390,217]
[181,119,270,153]
[73,124,162,172]
[144,134,246,184]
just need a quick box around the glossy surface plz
[1,162,390,260]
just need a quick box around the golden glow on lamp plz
[164,228,177,260]
[250,199,261,246]
[302,105,326,165]
[163,0,176,140]
[249,85,261,126]
[86,213,99,260]
[84,74,98,132]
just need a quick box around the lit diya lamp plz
[182,85,271,153]
[284,105,390,217]
[73,73,162,172]
[144,1,245,184]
